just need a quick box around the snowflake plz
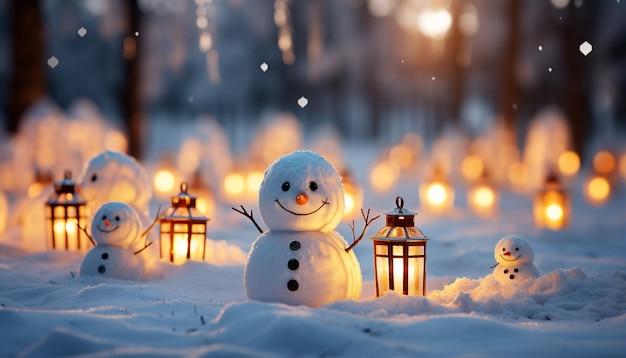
[579,41,592,56]
[297,96,308,108]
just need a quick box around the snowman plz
[235,151,376,308]
[77,150,152,252]
[492,234,539,284]
[79,202,149,281]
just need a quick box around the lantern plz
[419,163,454,214]
[467,171,499,218]
[371,197,430,296]
[533,174,570,230]
[45,171,88,251]
[159,182,209,264]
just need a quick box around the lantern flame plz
[426,183,447,206]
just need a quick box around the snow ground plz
[1,139,626,357]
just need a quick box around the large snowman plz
[241,151,362,308]
[79,202,147,281]
[492,234,539,284]
[78,150,152,252]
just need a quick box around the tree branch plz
[77,223,95,247]
[345,208,380,253]
[232,205,264,234]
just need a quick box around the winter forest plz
[0,0,625,357]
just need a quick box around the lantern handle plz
[180,182,189,193]
[345,208,380,253]
[232,205,264,234]
[64,170,72,180]
[396,196,404,209]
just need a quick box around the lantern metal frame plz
[159,182,209,264]
[45,170,88,251]
[371,197,430,296]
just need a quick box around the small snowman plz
[235,151,376,308]
[79,202,151,281]
[492,234,539,284]
[78,150,152,252]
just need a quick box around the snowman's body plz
[492,235,539,284]
[245,231,361,307]
[79,202,146,281]
[243,151,362,307]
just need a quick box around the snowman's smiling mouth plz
[500,254,521,261]
[96,225,120,233]
[275,198,329,216]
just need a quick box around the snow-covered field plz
[1,140,625,357]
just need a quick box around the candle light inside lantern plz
[45,171,89,251]
[534,174,570,230]
[159,182,209,265]
[584,174,611,206]
[419,164,454,214]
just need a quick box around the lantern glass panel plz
[408,257,425,295]
[376,256,389,293]
[161,222,171,232]
[392,244,403,256]
[409,245,424,256]
[376,245,388,255]
[192,223,206,233]
[392,257,404,292]
[173,223,189,233]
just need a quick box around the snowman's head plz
[494,235,534,266]
[258,151,345,232]
[78,150,150,209]
[90,201,142,247]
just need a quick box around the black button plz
[98,265,106,274]
[289,241,301,251]
[288,259,299,270]
[514,268,519,273]
[101,253,109,260]
[509,275,515,279]
[504,269,509,274]
[287,279,299,291]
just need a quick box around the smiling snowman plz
[238,151,368,308]
[79,202,147,281]
[492,235,539,284]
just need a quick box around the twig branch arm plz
[345,208,380,253]
[232,205,264,234]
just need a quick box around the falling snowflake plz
[77,27,87,37]
[431,76,436,81]
[548,67,553,72]
[134,31,139,36]
[260,62,268,72]
[47,56,59,69]
[538,45,543,51]
[579,41,592,56]
[188,96,194,103]
[297,96,308,108]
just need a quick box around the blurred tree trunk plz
[5,0,45,134]
[448,0,465,124]
[500,0,521,132]
[123,0,143,159]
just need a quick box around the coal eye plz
[91,174,98,182]
[102,215,107,220]
[282,182,290,192]
[115,216,120,221]
[502,248,506,251]
[515,247,519,251]
[309,181,318,191]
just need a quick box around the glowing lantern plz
[159,182,209,265]
[371,197,430,296]
[0,190,7,235]
[45,171,89,251]
[419,164,454,214]
[341,170,363,220]
[370,160,398,193]
[28,169,54,199]
[557,150,580,177]
[223,171,246,199]
[593,150,616,175]
[533,174,570,230]
[461,154,484,182]
[583,173,611,206]
[467,173,499,218]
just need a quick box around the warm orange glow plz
[370,161,397,193]
[558,151,580,176]
[473,186,495,208]
[224,172,246,197]
[246,171,264,195]
[586,176,610,204]
[172,233,201,265]
[196,196,215,219]
[417,8,452,39]
[545,203,563,222]
[344,191,355,215]
[103,130,128,153]
[426,183,447,206]
[620,154,626,179]
[593,151,616,174]
[28,182,46,198]
[154,170,176,194]
[389,144,413,170]
[461,154,484,182]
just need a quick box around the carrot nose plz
[296,193,308,206]
[503,251,511,256]
[104,219,111,227]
